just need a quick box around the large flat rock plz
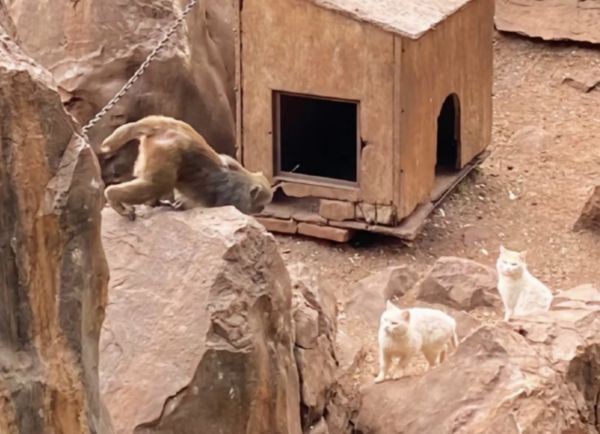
[100,206,302,434]
[495,0,600,44]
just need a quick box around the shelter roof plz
[308,0,474,39]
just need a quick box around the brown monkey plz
[98,115,273,220]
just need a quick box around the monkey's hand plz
[126,208,136,221]
[171,199,187,211]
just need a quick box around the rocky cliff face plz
[0,15,111,434]
[0,0,16,39]
[7,0,238,184]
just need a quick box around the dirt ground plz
[277,32,600,300]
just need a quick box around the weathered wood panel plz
[495,0,600,44]
[241,0,395,204]
[396,0,494,218]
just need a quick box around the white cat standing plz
[496,245,553,321]
[375,301,458,383]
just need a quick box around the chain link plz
[80,0,199,140]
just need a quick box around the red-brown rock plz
[100,207,302,434]
[417,256,501,311]
[289,263,339,432]
[0,21,110,434]
[357,286,600,434]
[0,0,16,40]
[345,265,420,330]
[574,184,600,232]
[495,0,600,44]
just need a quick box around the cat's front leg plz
[375,351,392,383]
[395,355,412,376]
[503,308,513,322]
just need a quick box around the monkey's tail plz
[99,118,158,154]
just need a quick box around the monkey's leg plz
[169,189,200,211]
[150,190,176,208]
[105,179,167,220]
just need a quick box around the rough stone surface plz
[319,199,355,221]
[345,266,420,330]
[100,207,302,434]
[357,285,600,434]
[495,0,600,44]
[288,263,339,433]
[288,263,360,434]
[417,257,501,311]
[574,184,600,232]
[0,24,110,434]
[0,0,16,40]
[8,0,237,184]
[341,264,481,386]
[563,70,600,93]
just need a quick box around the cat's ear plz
[401,310,411,322]
[519,250,528,261]
[499,245,506,254]
[386,300,395,311]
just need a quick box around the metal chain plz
[80,0,199,139]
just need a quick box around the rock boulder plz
[0,0,16,39]
[100,206,302,434]
[289,263,339,432]
[357,286,600,434]
[0,22,110,434]
[416,257,501,311]
[345,265,420,330]
[574,184,600,232]
[495,0,600,44]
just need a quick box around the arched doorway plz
[436,94,461,175]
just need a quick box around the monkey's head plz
[246,171,273,214]
[219,155,274,214]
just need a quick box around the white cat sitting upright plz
[496,245,553,321]
[375,301,458,383]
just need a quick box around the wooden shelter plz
[236,0,494,242]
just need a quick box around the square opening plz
[274,92,359,184]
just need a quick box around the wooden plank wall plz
[395,0,494,218]
[241,0,396,204]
